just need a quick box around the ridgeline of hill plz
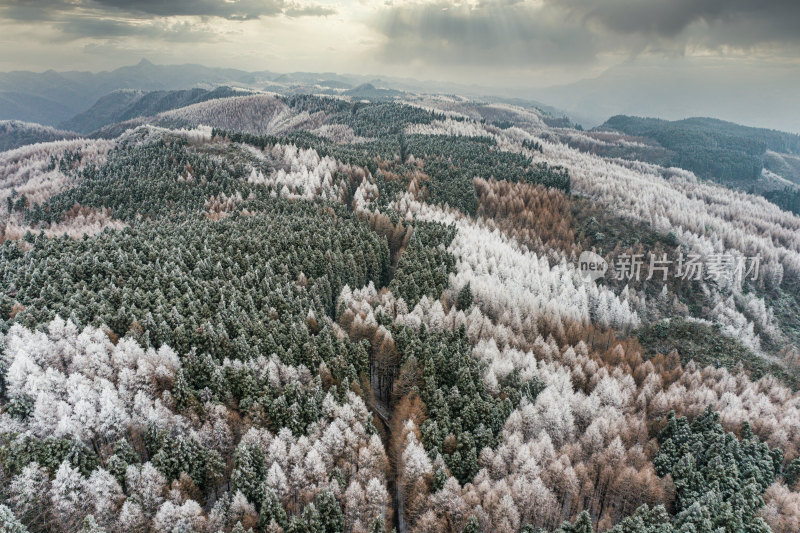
[0,120,79,151]
[59,86,250,134]
[599,115,800,183]
[597,115,800,215]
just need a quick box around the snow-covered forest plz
[2,91,800,533]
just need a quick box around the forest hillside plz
[2,91,800,533]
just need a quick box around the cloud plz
[284,3,336,18]
[2,0,798,88]
[0,0,337,48]
[371,0,800,69]
[0,0,71,22]
[0,0,336,25]
[91,0,285,21]
[568,0,800,41]
[374,1,602,67]
[52,17,220,42]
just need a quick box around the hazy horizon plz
[4,56,800,134]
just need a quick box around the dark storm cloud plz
[0,0,336,44]
[0,0,336,29]
[374,0,800,68]
[571,0,737,37]
[0,0,70,22]
[569,0,800,41]
[90,0,285,21]
[375,1,602,66]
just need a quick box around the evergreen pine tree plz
[456,283,473,311]
[0,504,29,533]
[315,490,344,533]
[370,516,387,533]
[462,516,481,533]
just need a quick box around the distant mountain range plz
[0,59,422,128]
[3,59,800,217]
[2,59,799,135]
[591,115,800,215]
[60,86,253,134]
[535,60,800,134]
[0,120,79,151]
[0,59,569,129]
[0,59,272,126]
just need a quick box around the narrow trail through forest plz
[370,397,405,533]
[344,192,412,532]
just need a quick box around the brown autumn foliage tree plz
[761,482,800,533]
[474,177,578,259]
[359,210,413,268]
[204,192,244,220]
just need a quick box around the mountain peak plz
[137,58,154,67]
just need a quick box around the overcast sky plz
[1,0,799,96]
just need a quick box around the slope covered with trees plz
[60,87,250,135]
[2,92,800,533]
[599,116,766,183]
[0,121,79,152]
